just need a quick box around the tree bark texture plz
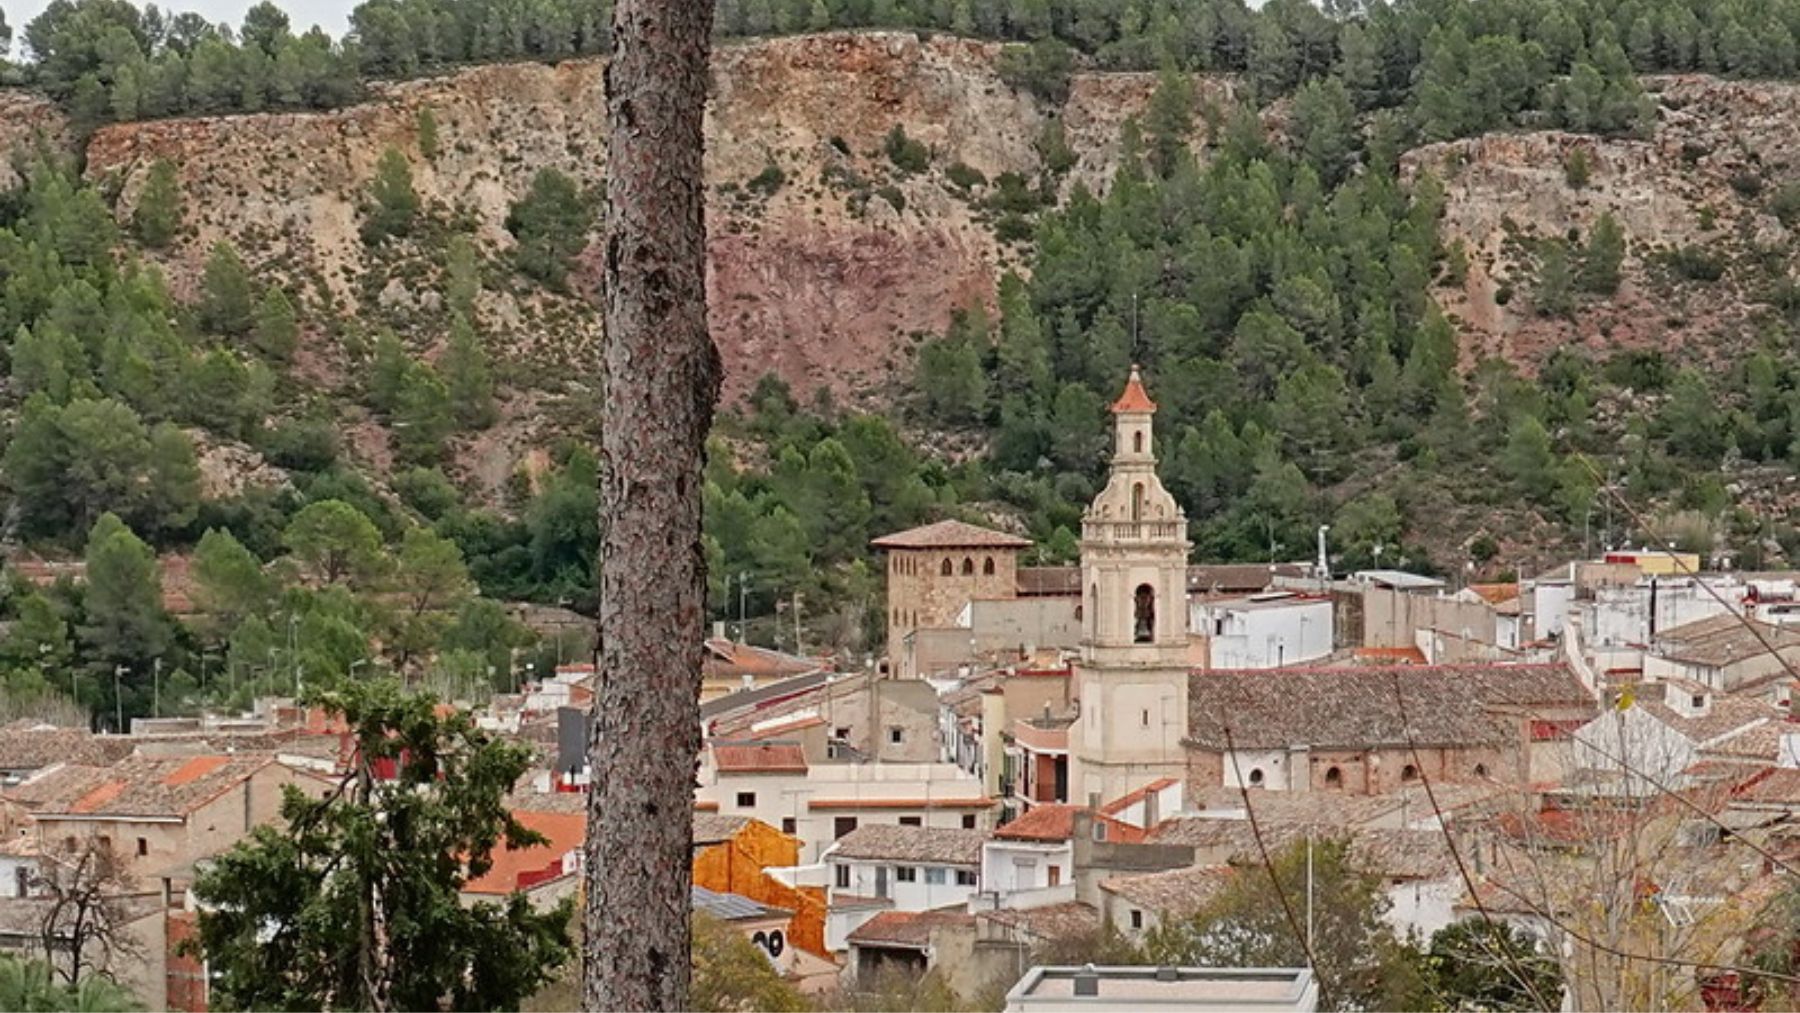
[582,0,716,1008]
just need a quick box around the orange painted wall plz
[691,820,828,958]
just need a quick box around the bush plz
[1664,244,1725,282]
[874,185,905,213]
[883,125,930,175]
[1562,148,1590,188]
[1771,181,1800,226]
[263,416,340,472]
[945,161,987,191]
[1730,170,1764,198]
[747,163,785,195]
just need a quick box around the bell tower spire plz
[1070,367,1192,805]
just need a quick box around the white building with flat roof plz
[1190,593,1333,669]
[1004,966,1318,1012]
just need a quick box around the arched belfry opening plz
[1133,430,1144,454]
[1131,482,1145,521]
[1133,583,1155,643]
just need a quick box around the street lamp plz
[112,664,127,732]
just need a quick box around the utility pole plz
[112,665,126,733]
[738,571,749,643]
[792,591,804,656]
[288,613,299,697]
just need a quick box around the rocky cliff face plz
[76,33,1220,411]
[1405,75,1800,373]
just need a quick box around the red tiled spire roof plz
[1111,365,1157,414]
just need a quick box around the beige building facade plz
[1070,368,1193,805]
[873,520,1030,678]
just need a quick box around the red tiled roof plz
[1468,583,1520,606]
[712,743,807,774]
[1011,720,1069,753]
[807,797,993,810]
[994,804,1144,844]
[1110,365,1157,414]
[846,909,975,948]
[1100,777,1179,818]
[870,520,1032,550]
[1353,647,1429,665]
[163,756,231,787]
[463,810,586,895]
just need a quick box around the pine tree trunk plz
[582,0,716,1007]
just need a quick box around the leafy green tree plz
[367,332,410,414]
[1534,239,1575,317]
[883,124,930,174]
[444,233,482,317]
[1143,66,1194,177]
[191,528,274,634]
[11,324,93,403]
[690,914,808,1012]
[416,106,440,159]
[2,592,75,673]
[200,241,256,336]
[1146,837,1429,1011]
[916,331,989,425]
[363,145,419,243]
[388,525,474,663]
[442,313,498,429]
[504,168,592,289]
[283,499,386,587]
[1290,76,1356,186]
[132,159,182,247]
[0,955,139,1012]
[78,513,174,686]
[190,681,573,1011]
[252,286,299,362]
[996,38,1073,104]
[394,364,455,463]
[1661,368,1727,461]
[1502,414,1560,504]
[1425,918,1563,1012]
[1580,212,1625,295]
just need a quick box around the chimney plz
[712,620,725,639]
[1143,786,1160,830]
[1782,732,1800,770]
[1073,966,1099,997]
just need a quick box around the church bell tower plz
[1069,366,1192,805]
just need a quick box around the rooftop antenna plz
[1131,291,1141,361]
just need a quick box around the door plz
[875,866,889,899]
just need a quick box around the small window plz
[955,870,976,886]
[834,816,858,839]
[924,868,946,885]
[64,836,77,852]
[983,556,995,576]
[1324,766,1343,789]
[941,559,953,576]
[889,727,904,745]
[899,815,922,827]
[1133,430,1144,454]
[1692,694,1706,709]
[781,817,797,835]
[834,864,850,889]
[136,837,148,857]
[1048,865,1060,886]
[1141,709,1150,728]
[1402,764,1419,782]
[834,727,850,740]
[895,866,917,883]
[736,791,756,808]
[961,557,974,575]
[961,814,977,829]
[1131,482,1145,520]
[1248,768,1265,787]
[1473,764,1489,779]
[1093,823,1108,842]
[1130,910,1143,930]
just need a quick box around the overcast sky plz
[5,0,356,57]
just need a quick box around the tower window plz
[1474,763,1489,778]
[1134,584,1155,643]
[1402,764,1419,782]
[1324,766,1343,789]
[941,558,953,576]
[1248,768,1265,786]
[1131,482,1145,521]
[1133,430,1144,454]
[983,556,995,576]
[961,557,974,575]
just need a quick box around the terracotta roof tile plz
[0,726,135,772]
[995,804,1143,843]
[1100,778,1178,818]
[978,901,1100,941]
[846,909,975,948]
[463,810,586,895]
[829,825,986,865]
[12,754,279,818]
[692,813,753,846]
[1100,865,1234,918]
[1187,664,1594,750]
[1110,365,1157,414]
[1735,767,1800,805]
[1467,583,1520,606]
[870,520,1032,550]
[712,742,808,774]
